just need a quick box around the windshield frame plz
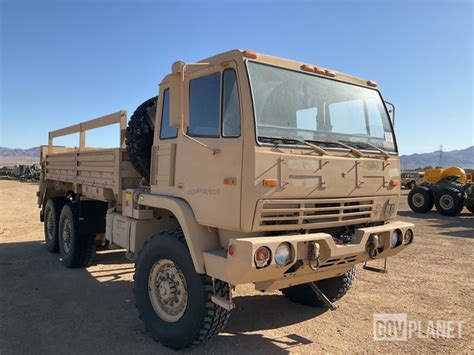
[244,60,399,155]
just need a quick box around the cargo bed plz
[40,111,141,204]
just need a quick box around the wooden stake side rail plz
[41,111,142,204]
[47,111,127,153]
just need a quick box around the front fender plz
[138,193,220,274]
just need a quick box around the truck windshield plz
[247,62,397,153]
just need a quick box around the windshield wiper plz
[282,136,328,156]
[259,135,328,156]
[341,140,391,159]
[329,140,366,158]
[305,138,366,158]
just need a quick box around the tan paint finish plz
[38,49,413,289]
[203,220,413,291]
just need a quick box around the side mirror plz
[169,61,185,128]
[385,101,395,126]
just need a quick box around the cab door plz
[174,63,243,230]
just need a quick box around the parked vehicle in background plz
[408,171,474,216]
[401,171,424,189]
[37,50,414,349]
[424,166,469,184]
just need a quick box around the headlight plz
[275,243,292,266]
[254,246,271,268]
[390,230,402,248]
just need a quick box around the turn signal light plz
[243,50,257,59]
[224,177,236,186]
[263,178,278,187]
[389,179,400,187]
[254,246,271,268]
[403,229,414,244]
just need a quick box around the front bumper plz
[203,220,414,291]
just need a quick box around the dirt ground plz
[0,180,472,354]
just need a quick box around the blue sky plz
[1,0,472,155]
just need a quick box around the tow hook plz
[308,282,338,311]
[308,242,320,270]
[366,234,379,259]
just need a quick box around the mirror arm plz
[385,100,396,126]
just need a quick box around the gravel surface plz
[0,180,472,353]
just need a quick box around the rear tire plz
[58,203,96,268]
[408,186,434,213]
[134,229,231,349]
[435,188,465,216]
[43,197,68,253]
[282,266,356,307]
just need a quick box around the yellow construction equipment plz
[425,167,467,184]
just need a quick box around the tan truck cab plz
[38,49,414,349]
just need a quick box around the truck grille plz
[254,198,374,231]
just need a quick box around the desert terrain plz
[0,180,472,353]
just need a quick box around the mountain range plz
[0,145,472,169]
[400,146,473,170]
[0,146,41,165]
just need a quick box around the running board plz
[211,295,235,311]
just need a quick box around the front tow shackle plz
[366,234,379,259]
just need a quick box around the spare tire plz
[125,97,157,180]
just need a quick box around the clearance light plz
[300,64,314,72]
[254,246,271,268]
[367,80,378,87]
[263,178,278,187]
[243,50,257,59]
[313,66,326,75]
[228,244,236,256]
[325,69,336,77]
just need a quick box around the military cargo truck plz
[37,50,414,349]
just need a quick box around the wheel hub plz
[440,195,454,209]
[148,259,188,322]
[46,211,54,241]
[412,192,425,207]
[62,219,72,253]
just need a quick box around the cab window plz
[188,72,221,137]
[159,89,178,139]
[222,69,241,137]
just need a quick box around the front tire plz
[466,203,474,214]
[134,229,231,349]
[435,188,465,216]
[408,186,434,213]
[282,267,356,307]
[58,203,96,268]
